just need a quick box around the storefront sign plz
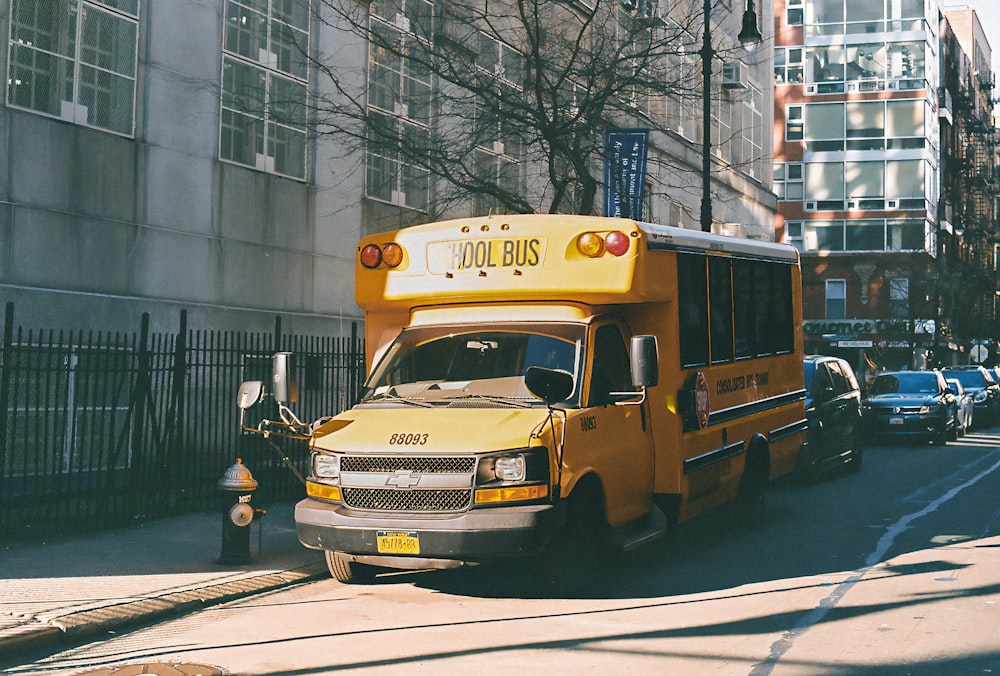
[803,319,935,336]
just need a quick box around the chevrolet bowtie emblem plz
[386,470,420,489]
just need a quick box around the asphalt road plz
[7,429,1000,676]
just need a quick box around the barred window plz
[472,33,523,214]
[221,0,310,180]
[365,0,433,211]
[7,0,139,136]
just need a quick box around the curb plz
[0,561,328,661]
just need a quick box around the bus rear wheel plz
[739,442,770,528]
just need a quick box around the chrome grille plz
[339,455,476,512]
[341,456,475,473]
[342,487,472,511]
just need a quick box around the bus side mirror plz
[631,335,658,388]
[237,381,264,409]
[272,352,297,404]
[525,366,574,405]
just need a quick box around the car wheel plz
[947,418,959,442]
[932,423,947,446]
[847,447,863,474]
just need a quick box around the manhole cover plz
[75,664,226,675]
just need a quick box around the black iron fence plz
[0,303,365,540]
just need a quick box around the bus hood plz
[310,407,553,454]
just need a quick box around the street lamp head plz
[738,0,763,49]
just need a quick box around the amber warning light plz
[576,230,631,258]
[360,242,404,269]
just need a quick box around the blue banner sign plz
[605,129,649,220]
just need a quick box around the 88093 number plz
[389,433,429,445]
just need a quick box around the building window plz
[472,32,523,214]
[774,162,803,200]
[740,85,765,180]
[786,0,803,25]
[365,0,433,211]
[221,0,310,179]
[826,279,846,319]
[800,39,927,93]
[889,277,909,319]
[798,158,930,213]
[798,217,926,253]
[805,0,925,38]
[774,47,803,85]
[784,220,803,251]
[7,0,139,137]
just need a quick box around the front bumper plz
[295,497,566,567]
[864,410,946,438]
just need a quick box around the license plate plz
[889,416,904,425]
[377,530,420,555]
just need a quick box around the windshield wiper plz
[364,390,434,407]
[445,393,534,408]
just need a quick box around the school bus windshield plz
[361,323,584,407]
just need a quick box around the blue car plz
[862,370,959,445]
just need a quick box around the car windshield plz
[945,369,987,389]
[869,372,939,395]
[361,322,585,407]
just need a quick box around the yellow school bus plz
[246,214,806,582]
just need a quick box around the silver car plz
[946,377,974,436]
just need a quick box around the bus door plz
[564,321,655,526]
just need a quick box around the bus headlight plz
[494,455,526,481]
[312,452,340,480]
[474,448,549,504]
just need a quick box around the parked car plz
[940,365,1000,427]
[862,370,959,445]
[801,355,864,479]
[946,377,974,437]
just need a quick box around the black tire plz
[738,447,769,529]
[932,423,947,446]
[325,550,377,584]
[847,447,863,474]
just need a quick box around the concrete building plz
[2,0,776,337]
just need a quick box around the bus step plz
[618,504,669,552]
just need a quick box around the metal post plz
[700,0,714,233]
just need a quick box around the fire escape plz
[940,52,999,357]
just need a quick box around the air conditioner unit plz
[635,0,664,25]
[722,61,749,89]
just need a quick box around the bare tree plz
[307,0,753,219]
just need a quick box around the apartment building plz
[773,0,995,378]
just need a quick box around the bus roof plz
[356,214,797,310]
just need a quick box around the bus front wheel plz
[325,550,378,584]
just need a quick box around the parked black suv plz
[940,365,1000,428]
[863,370,959,445]
[801,355,863,479]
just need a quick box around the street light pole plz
[700,0,715,233]
[699,0,763,233]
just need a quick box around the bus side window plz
[589,325,632,406]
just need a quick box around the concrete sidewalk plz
[0,503,326,661]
